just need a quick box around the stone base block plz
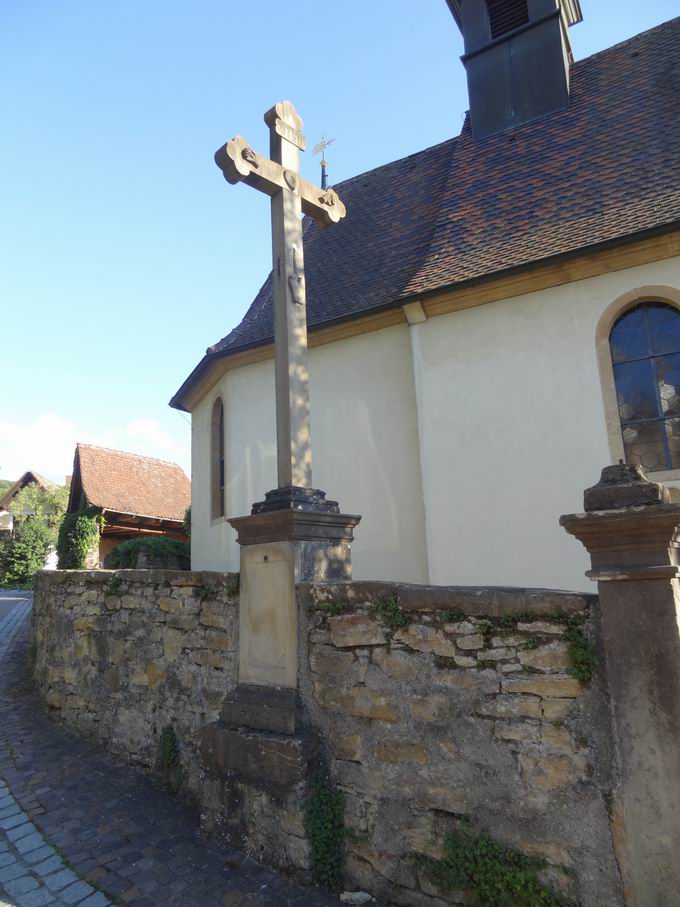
[221,684,301,735]
[200,722,317,790]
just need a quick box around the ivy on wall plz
[420,825,566,906]
[56,509,103,569]
[157,724,183,794]
[304,776,345,892]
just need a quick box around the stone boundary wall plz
[32,573,623,906]
[32,569,239,807]
[295,583,623,906]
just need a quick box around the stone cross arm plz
[214,134,346,229]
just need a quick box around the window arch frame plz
[596,285,680,479]
[210,396,226,520]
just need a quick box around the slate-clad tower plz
[446,0,583,138]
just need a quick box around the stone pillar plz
[560,464,680,907]
[200,494,360,850]
[229,496,361,692]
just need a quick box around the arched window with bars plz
[609,302,680,472]
[210,398,225,519]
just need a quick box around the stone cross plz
[215,101,346,493]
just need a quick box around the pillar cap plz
[583,464,679,512]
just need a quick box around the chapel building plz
[172,3,680,593]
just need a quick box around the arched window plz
[609,302,680,472]
[211,398,225,518]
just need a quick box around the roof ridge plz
[77,442,185,471]
[572,13,680,67]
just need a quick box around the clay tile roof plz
[74,444,190,522]
[171,16,680,410]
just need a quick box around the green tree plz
[8,483,69,542]
[0,519,52,587]
[0,482,69,587]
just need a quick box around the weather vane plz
[313,135,336,190]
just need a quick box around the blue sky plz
[1,0,677,483]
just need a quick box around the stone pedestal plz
[200,487,359,865]
[561,465,680,907]
[229,488,360,691]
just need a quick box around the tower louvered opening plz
[486,0,530,40]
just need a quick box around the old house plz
[171,5,680,593]
[0,471,59,539]
[66,443,191,565]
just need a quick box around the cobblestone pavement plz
[0,599,340,907]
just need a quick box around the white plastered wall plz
[411,257,680,592]
[191,256,680,592]
[190,324,429,583]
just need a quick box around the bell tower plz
[446,0,583,139]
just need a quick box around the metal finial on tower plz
[313,135,336,190]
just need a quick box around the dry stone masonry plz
[32,570,239,801]
[33,573,624,906]
[299,583,621,906]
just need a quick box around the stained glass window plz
[610,303,680,472]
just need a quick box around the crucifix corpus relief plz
[215,101,347,492]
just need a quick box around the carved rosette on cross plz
[214,103,346,229]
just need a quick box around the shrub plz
[0,519,52,587]
[107,536,190,570]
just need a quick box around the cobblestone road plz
[0,595,339,907]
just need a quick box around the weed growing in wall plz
[565,618,598,682]
[441,608,467,623]
[106,575,124,596]
[372,593,411,630]
[158,724,183,794]
[420,825,565,907]
[303,776,345,892]
[324,601,352,616]
[196,581,219,603]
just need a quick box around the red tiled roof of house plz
[73,444,190,522]
[171,16,680,410]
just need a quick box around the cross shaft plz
[214,101,347,493]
